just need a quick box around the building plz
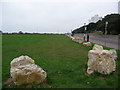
[89,14,102,23]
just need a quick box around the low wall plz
[74,33,119,50]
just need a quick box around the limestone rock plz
[109,49,117,60]
[71,37,75,40]
[78,40,83,44]
[10,55,47,85]
[66,34,74,40]
[66,35,83,44]
[72,38,83,44]
[92,44,103,51]
[87,44,117,75]
[83,42,91,46]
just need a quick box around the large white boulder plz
[10,56,47,85]
[87,44,117,75]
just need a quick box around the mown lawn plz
[2,34,120,88]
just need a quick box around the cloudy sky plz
[0,0,119,33]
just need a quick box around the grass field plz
[2,34,120,88]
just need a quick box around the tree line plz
[72,14,120,35]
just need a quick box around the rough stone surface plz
[72,38,83,44]
[10,56,47,85]
[92,44,103,51]
[83,42,91,46]
[87,44,117,75]
[66,35,83,44]
[66,34,74,39]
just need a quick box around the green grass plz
[2,34,120,88]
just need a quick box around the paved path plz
[74,34,120,50]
